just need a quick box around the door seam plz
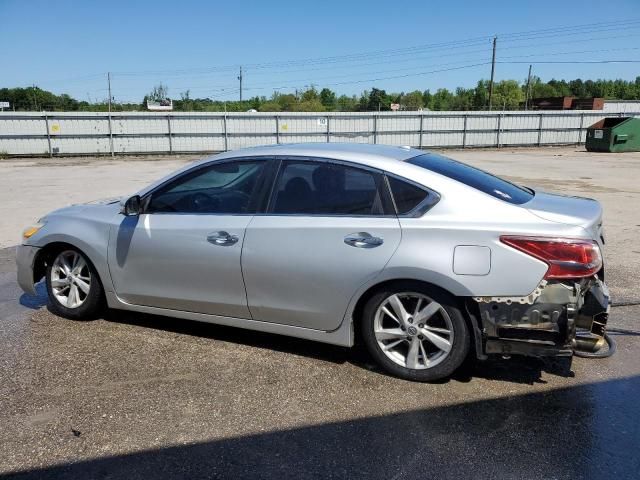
[240,214,257,320]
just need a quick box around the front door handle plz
[207,231,239,246]
[344,232,384,249]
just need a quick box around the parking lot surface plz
[1,147,639,479]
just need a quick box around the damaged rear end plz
[474,275,609,357]
[473,192,609,358]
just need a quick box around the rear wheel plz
[361,283,470,381]
[46,248,103,320]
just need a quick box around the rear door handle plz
[344,232,384,249]
[207,231,239,246]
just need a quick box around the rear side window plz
[271,161,388,216]
[407,153,534,204]
[387,177,428,214]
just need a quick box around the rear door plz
[242,158,401,331]
[109,158,270,318]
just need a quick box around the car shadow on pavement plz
[4,375,639,480]
[101,308,573,385]
[102,308,354,366]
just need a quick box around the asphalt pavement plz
[1,148,639,479]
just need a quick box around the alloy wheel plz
[50,250,92,309]
[374,292,454,370]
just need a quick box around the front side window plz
[147,160,265,214]
[407,153,534,204]
[271,161,388,216]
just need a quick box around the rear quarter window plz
[387,176,428,214]
[407,153,534,205]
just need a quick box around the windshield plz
[406,153,534,205]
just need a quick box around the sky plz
[1,0,639,103]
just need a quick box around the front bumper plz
[16,245,41,296]
[474,276,609,357]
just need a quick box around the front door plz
[242,159,401,330]
[108,159,268,318]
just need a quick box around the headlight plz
[22,221,45,240]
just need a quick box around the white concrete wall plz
[602,101,640,114]
[0,110,638,156]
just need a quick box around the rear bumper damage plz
[473,275,609,358]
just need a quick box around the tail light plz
[500,236,602,279]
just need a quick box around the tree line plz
[2,76,640,112]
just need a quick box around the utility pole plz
[107,72,114,157]
[107,72,112,113]
[488,36,497,111]
[32,84,38,111]
[524,64,532,111]
[238,67,243,102]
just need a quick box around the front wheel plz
[361,283,470,382]
[46,248,104,320]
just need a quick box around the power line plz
[27,20,640,98]
[108,19,640,77]
[17,18,640,102]
[498,59,640,64]
[242,62,491,92]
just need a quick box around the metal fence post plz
[223,113,228,151]
[577,113,584,145]
[326,115,330,143]
[462,115,468,148]
[275,115,280,144]
[496,113,502,148]
[418,114,424,149]
[107,111,114,157]
[43,113,52,157]
[167,114,173,154]
[537,114,543,147]
[373,114,377,144]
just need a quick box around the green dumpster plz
[585,117,640,152]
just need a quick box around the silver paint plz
[17,143,605,347]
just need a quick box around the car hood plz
[43,197,122,219]
[84,196,122,205]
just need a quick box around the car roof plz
[211,142,422,167]
[137,143,463,199]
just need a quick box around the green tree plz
[259,101,282,112]
[491,80,524,110]
[336,94,358,111]
[320,88,337,110]
[422,90,433,109]
[451,87,474,110]
[292,99,325,112]
[430,88,454,110]
[274,93,297,111]
[402,90,424,110]
[300,86,319,102]
[472,80,489,109]
[367,88,391,111]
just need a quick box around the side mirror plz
[121,195,142,216]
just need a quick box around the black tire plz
[45,247,104,320]
[361,281,470,382]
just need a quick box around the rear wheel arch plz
[351,279,482,358]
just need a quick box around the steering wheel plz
[191,192,219,212]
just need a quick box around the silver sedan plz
[17,144,609,381]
